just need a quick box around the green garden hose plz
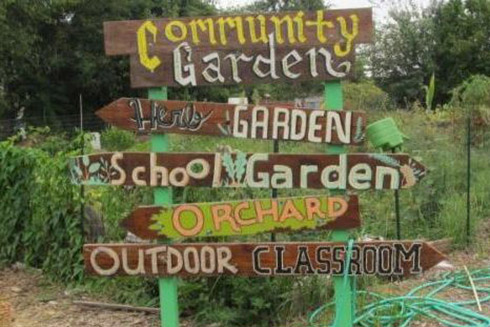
[308,243,490,327]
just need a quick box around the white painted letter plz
[246,154,269,188]
[232,105,249,138]
[173,42,196,86]
[111,152,126,185]
[90,247,120,276]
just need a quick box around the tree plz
[243,0,326,12]
[367,0,490,107]
[0,0,217,128]
[367,1,437,107]
[433,0,490,104]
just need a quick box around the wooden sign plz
[121,195,360,240]
[103,9,373,87]
[69,152,426,190]
[84,241,446,277]
[96,98,366,145]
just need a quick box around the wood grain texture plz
[103,9,372,87]
[104,8,373,56]
[70,152,426,190]
[127,46,355,87]
[69,152,427,190]
[96,98,366,145]
[83,241,447,277]
[121,195,361,240]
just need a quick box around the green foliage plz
[0,141,37,263]
[450,75,490,145]
[369,0,490,106]
[433,0,490,104]
[180,275,331,327]
[424,73,436,111]
[0,140,83,282]
[359,108,489,247]
[368,3,436,106]
[0,0,218,123]
[8,126,89,154]
[343,81,391,111]
[450,75,490,108]
[88,186,152,241]
[100,127,135,151]
[243,0,326,12]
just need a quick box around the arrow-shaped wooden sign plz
[84,241,446,278]
[96,98,366,145]
[69,152,426,190]
[121,195,360,240]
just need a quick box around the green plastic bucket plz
[366,118,409,151]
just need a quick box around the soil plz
[0,243,488,327]
[0,266,161,327]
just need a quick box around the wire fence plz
[0,112,105,140]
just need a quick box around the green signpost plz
[148,87,179,327]
[325,81,354,326]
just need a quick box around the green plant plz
[87,186,152,242]
[101,127,135,151]
[0,140,84,282]
[424,73,436,111]
[451,75,490,108]
[343,81,391,111]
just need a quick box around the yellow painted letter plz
[245,15,268,43]
[335,15,359,57]
[305,10,334,43]
[165,20,188,42]
[270,14,297,44]
[217,17,246,45]
[137,21,161,72]
[189,18,217,45]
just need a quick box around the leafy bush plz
[451,74,490,133]
[101,127,135,151]
[180,275,331,327]
[87,186,152,242]
[0,140,83,282]
[343,81,391,111]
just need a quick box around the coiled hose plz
[309,240,490,327]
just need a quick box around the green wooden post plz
[148,87,180,327]
[324,81,354,327]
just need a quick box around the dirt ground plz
[0,245,488,327]
[0,266,161,327]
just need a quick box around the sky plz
[214,0,434,20]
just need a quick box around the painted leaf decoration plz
[72,165,83,177]
[82,155,90,167]
[89,163,101,173]
[149,223,162,231]
[369,154,400,167]
[222,153,235,180]
[69,167,82,183]
[354,117,364,142]
[235,152,247,182]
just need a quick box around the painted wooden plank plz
[127,45,356,87]
[83,241,447,277]
[103,9,372,87]
[121,195,361,240]
[96,98,366,145]
[69,152,427,190]
[104,9,373,56]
